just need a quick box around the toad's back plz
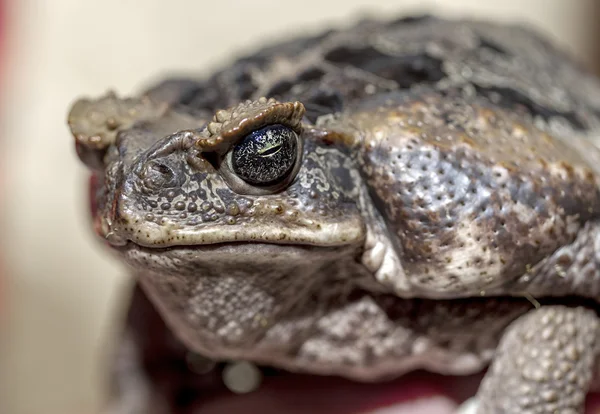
[149,15,600,129]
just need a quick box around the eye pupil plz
[231,124,298,185]
[258,144,282,157]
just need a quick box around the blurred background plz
[1,1,600,413]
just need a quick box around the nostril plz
[141,160,177,189]
[153,163,171,175]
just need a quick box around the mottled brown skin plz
[69,15,600,413]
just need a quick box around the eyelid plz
[193,99,305,155]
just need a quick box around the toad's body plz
[69,16,600,413]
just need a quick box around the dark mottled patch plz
[297,67,326,83]
[185,80,226,113]
[301,87,344,123]
[325,46,445,87]
[227,65,258,101]
[177,85,205,106]
[145,79,205,107]
[249,29,334,62]
[478,38,510,56]
[325,45,390,69]
[268,79,294,97]
[330,163,355,190]
[387,15,434,27]
[475,85,586,130]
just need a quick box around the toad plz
[69,15,600,414]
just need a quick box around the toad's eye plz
[231,124,298,185]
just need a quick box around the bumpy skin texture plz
[69,16,600,413]
[477,306,600,413]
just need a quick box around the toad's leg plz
[476,305,600,414]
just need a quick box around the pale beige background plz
[1,1,599,414]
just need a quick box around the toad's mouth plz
[90,175,366,249]
[104,219,366,249]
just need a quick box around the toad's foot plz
[476,305,600,414]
